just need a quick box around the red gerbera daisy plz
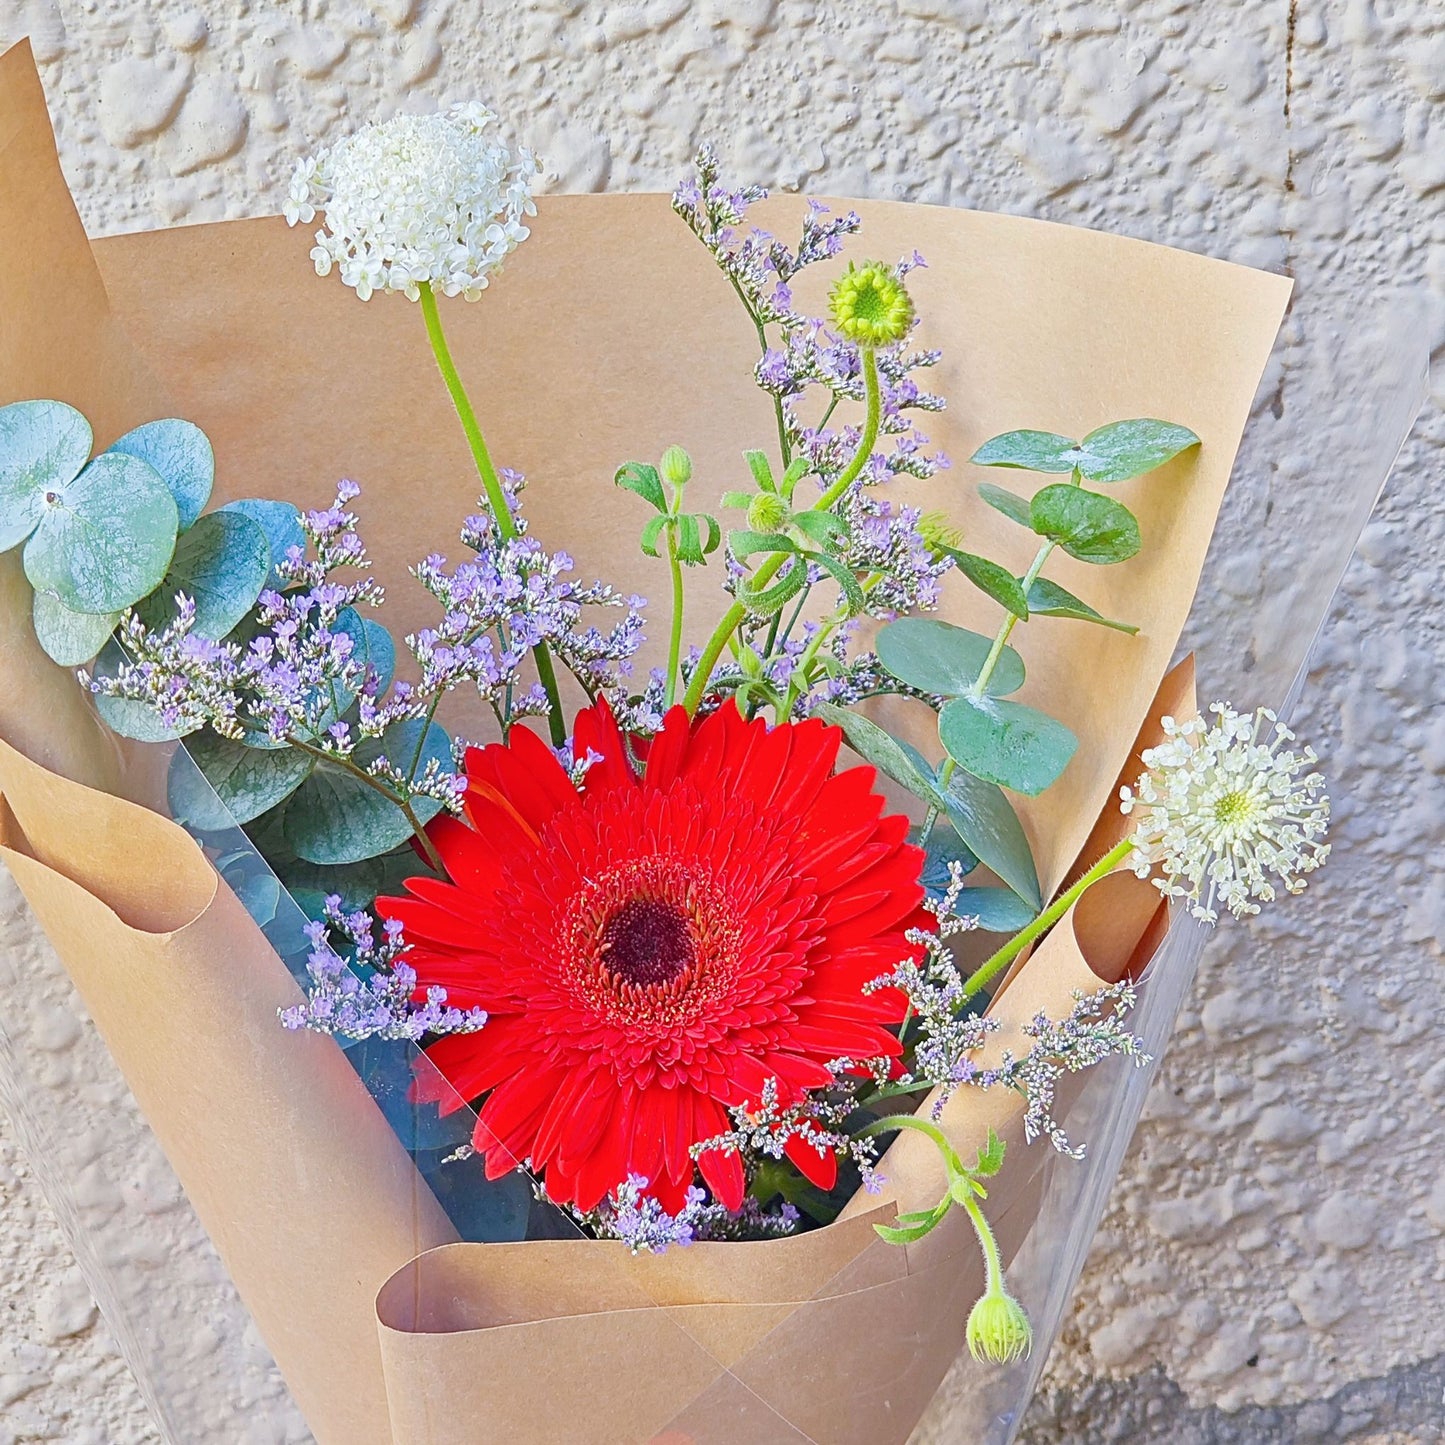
[379,698,929,1215]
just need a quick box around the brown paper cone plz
[0,36,1288,1445]
[0,733,459,1443]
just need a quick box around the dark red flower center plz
[600,898,695,988]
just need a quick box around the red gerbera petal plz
[381,699,928,1214]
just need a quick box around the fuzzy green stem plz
[681,349,882,716]
[961,1190,1005,1292]
[962,837,1136,1000]
[417,286,567,748]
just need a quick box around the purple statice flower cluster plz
[692,1072,888,1198]
[842,494,951,618]
[672,144,859,327]
[867,865,1150,1156]
[279,894,487,1042]
[411,496,646,725]
[85,480,385,747]
[586,1173,801,1255]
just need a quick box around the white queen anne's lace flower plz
[1120,703,1330,922]
[285,103,540,302]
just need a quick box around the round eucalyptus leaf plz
[169,729,315,830]
[355,616,396,692]
[285,719,452,866]
[976,483,1034,530]
[876,617,1025,698]
[817,702,938,805]
[939,693,1079,798]
[136,510,271,639]
[935,766,1041,910]
[1070,419,1200,484]
[32,591,119,667]
[951,887,1039,933]
[970,429,1077,473]
[90,638,193,742]
[108,418,214,530]
[1029,485,1141,565]
[219,498,306,588]
[0,400,92,551]
[23,452,179,613]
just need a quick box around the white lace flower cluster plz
[1121,703,1331,922]
[285,103,539,301]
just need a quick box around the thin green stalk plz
[417,286,567,748]
[962,837,1135,1000]
[681,349,883,716]
[970,539,1054,699]
[919,757,957,849]
[665,527,686,709]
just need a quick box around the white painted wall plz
[0,2,1440,1440]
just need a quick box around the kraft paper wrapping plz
[0,36,1291,1445]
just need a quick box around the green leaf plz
[1029,484,1140,565]
[943,548,1029,619]
[976,483,1034,530]
[614,461,666,512]
[1025,577,1138,634]
[1070,419,1200,484]
[779,456,810,501]
[973,1127,1006,1177]
[90,637,194,742]
[354,617,396,692]
[730,529,798,559]
[939,693,1079,796]
[23,453,178,613]
[950,887,1039,934]
[0,400,93,551]
[639,514,668,558]
[32,591,118,667]
[675,513,706,565]
[876,618,1024,698]
[808,551,865,616]
[816,704,939,806]
[790,510,846,548]
[738,559,807,616]
[219,498,305,588]
[107,418,214,530]
[169,729,314,829]
[284,718,452,866]
[874,1207,950,1246]
[970,429,1078,473]
[936,767,1042,910]
[275,845,427,919]
[135,510,270,638]
[744,450,776,492]
[919,824,979,890]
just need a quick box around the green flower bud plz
[660,445,693,488]
[966,1287,1033,1365]
[828,260,915,348]
[917,509,963,562]
[746,493,790,533]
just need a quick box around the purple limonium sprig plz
[862,865,1150,1155]
[692,1071,889,1198]
[280,894,487,1042]
[587,1173,801,1254]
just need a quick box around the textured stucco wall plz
[0,1,1441,1442]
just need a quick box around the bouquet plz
[0,35,1384,1445]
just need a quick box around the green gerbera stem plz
[418,284,567,747]
[962,836,1136,1001]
